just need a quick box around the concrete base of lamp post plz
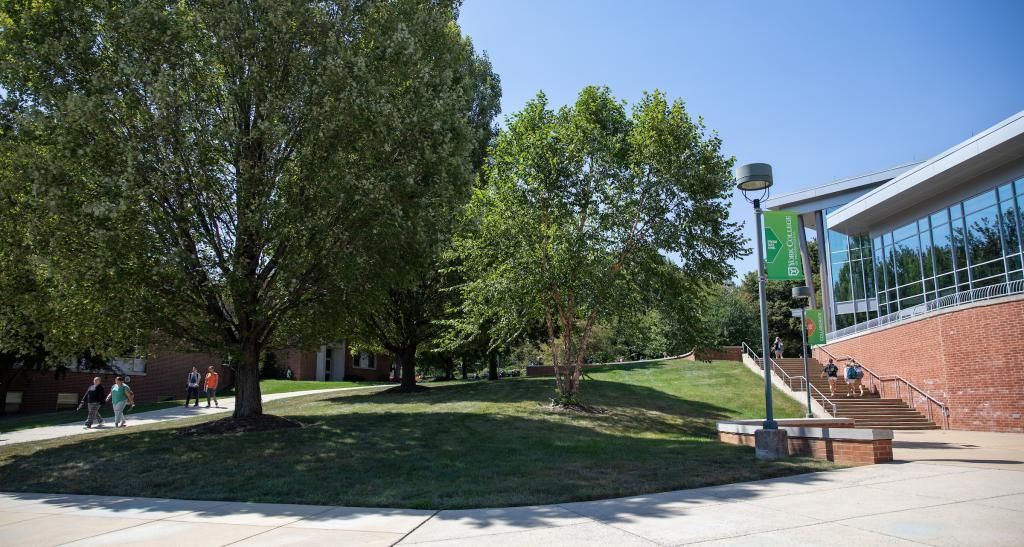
[755,429,789,460]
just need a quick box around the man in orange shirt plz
[205,365,220,408]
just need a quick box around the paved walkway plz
[0,385,387,447]
[1,458,1022,546]
[893,429,1024,470]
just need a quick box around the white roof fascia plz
[827,110,1024,231]
[763,161,921,212]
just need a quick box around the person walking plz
[772,337,784,359]
[853,362,866,397]
[78,377,107,429]
[821,358,840,397]
[844,362,858,397]
[185,366,201,407]
[106,376,135,428]
[204,366,220,408]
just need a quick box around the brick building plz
[5,342,392,415]
[278,343,394,382]
[764,110,1024,432]
[5,351,229,414]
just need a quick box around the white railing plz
[741,342,838,416]
[741,342,804,391]
[828,278,1024,340]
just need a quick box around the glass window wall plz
[824,176,1024,331]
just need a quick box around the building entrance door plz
[316,342,346,382]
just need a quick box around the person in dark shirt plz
[821,358,840,397]
[185,366,201,408]
[79,376,107,429]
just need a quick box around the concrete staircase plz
[772,357,940,430]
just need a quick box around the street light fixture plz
[735,163,777,431]
[792,285,814,418]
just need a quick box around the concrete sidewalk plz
[0,385,387,447]
[893,429,1024,470]
[1,460,1022,546]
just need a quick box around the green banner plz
[763,210,804,280]
[805,309,826,345]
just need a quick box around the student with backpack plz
[853,363,866,397]
[844,362,858,397]
[772,337,784,359]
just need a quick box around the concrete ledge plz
[723,418,856,429]
[717,420,894,465]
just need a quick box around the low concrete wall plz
[717,419,893,465]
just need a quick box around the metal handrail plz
[814,346,950,429]
[744,342,837,416]
[741,342,805,391]
[806,381,838,416]
[827,279,1024,340]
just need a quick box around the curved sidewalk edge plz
[0,384,389,447]
[0,460,1021,545]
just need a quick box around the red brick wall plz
[279,349,318,381]
[345,351,393,381]
[277,348,392,381]
[9,351,231,414]
[718,432,892,465]
[816,297,1024,433]
[691,346,742,361]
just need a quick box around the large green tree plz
[345,49,500,391]
[1,0,491,417]
[455,87,745,405]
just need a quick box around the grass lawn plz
[0,360,833,509]
[218,379,388,397]
[0,380,383,433]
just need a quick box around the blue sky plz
[458,0,1024,279]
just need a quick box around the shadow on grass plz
[0,407,831,513]
[331,377,734,424]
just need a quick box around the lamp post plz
[736,163,777,431]
[792,286,814,418]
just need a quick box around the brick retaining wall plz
[717,419,893,465]
[816,296,1024,432]
[688,346,742,361]
[718,432,892,465]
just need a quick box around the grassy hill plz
[0,359,829,509]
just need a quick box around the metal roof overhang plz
[762,162,920,230]
[827,111,1024,235]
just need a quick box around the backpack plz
[845,367,857,380]
[855,367,864,379]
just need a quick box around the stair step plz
[760,355,943,430]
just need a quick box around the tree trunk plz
[460,358,467,380]
[488,351,499,381]
[0,385,8,416]
[232,345,263,418]
[397,346,417,391]
[440,355,453,381]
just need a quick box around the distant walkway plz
[1,459,1022,545]
[0,385,387,447]
[893,428,1024,470]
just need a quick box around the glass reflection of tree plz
[965,213,1007,285]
